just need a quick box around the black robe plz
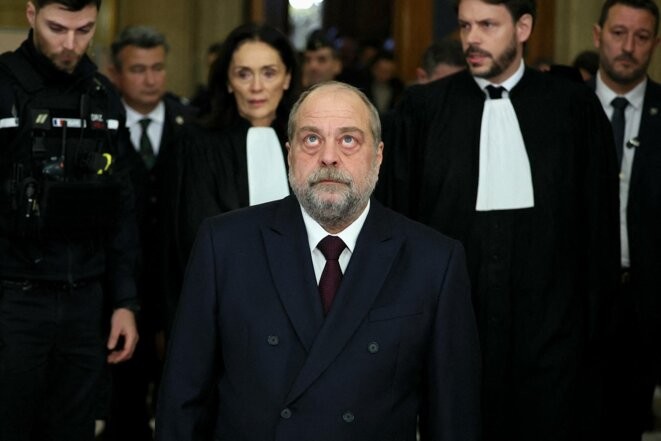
[164,119,288,328]
[378,67,620,440]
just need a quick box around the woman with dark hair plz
[164,23,299,328]
[203,24,299,131]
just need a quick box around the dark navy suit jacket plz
[626,79,661,341]
[122,94,196,332]
[589,77,661,342]
[156,196,480,441]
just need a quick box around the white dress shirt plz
[595,72,647,267]
[300,200,370,283]
[124,101,165,155]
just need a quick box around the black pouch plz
[39,179,122,236]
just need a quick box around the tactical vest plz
[0,51,123,238]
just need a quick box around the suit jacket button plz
[267,335,279,346]
[368,342,379,353]
[280,408,292,419]
[342,411,355,423]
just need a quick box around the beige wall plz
[0,0,29,28]
[2,1,660,90]
[555,0,661,81]
[0,0,246,97]
[189,0,245,94]
[115,0,245,98]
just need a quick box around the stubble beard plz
[289,161,379,231]
[467,33,519,81]
[600,51,649,88]
[34,31,82,74]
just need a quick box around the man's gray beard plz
[289,164,378,230]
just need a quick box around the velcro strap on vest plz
[0,117,119,130]
[0,117,19,129]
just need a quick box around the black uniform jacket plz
[0,34,138,309]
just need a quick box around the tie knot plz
[611,97,629,110]
[486,85,505,100]
[139,118,151,130]
[318,235,346,261]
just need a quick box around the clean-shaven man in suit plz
[155,81,481,441]
[107,26,196,441]
[591,1,661,439]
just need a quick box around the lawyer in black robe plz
[174,119,288,264]
[160,23,299,331]
[378,67,621,440]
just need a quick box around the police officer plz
[0,1,139,440]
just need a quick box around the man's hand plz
[107,307,139,364]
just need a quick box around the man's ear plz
[516,13,533,44]
[416,68,429,84]
[592,23,603,49]
[26,1,37,28]
[107,65,120,86]
[285,141,293,170]
[375,141,384,171]
[653,35,661,52]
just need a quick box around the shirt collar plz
[595,71,647,111]
[123,100,165,126]
[473,59,525,97]
[300,199,371,255]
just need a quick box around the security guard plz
[0,1,139,440]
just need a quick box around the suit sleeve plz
[420,240,481,441]
[579,91,620,346]
[103,87,139,310]
[156,218,222,441]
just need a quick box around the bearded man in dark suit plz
[155,81,481,441]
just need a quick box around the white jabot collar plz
[473,60,534,211]
[246,127,290,206]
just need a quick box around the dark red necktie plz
[317,235,346,315]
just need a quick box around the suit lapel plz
[262,196,324,352]
[154,100,188,170]
[630,80,661,199]
[285,201,404,404]
[155,105,173,165]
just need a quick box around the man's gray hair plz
[287,81,382,149]
[111,26,169,68]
